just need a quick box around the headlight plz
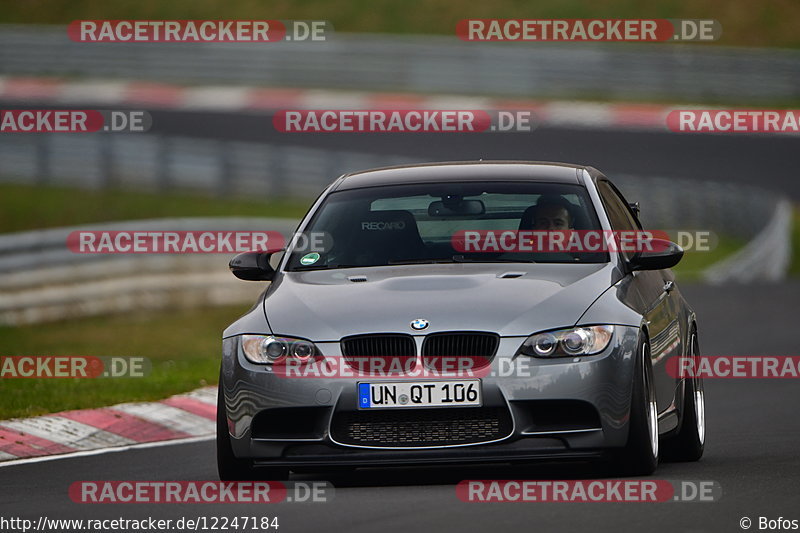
[241,335,319,364]
[517,325,614,358]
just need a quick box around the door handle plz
[663,280,675,293]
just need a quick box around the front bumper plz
[220,325,640,465]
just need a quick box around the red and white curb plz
[0,387,216,463]
[0,75,674,131]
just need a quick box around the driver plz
[513,195,577,259]
[532,195,574,230]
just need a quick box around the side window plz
[597,181,639,231]
[597,180,640,260]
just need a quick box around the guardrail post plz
[34,133,50,185]
[219,140,232,196]
[99,134,114,189]
[155,135,170,191]
[267,145,287,198]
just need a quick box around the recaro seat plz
[341,210,427,266]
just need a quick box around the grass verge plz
[0,305,249,419]
[0,183,310,234]
[790,206,800,276]
[671,236,745,280]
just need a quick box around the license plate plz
[357,380,481,409]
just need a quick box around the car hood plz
[263,263,621,340]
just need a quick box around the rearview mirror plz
[229,251,280,281]
[428,199,485,217]
[628,239,683,271]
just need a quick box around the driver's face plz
[534,205,571,230]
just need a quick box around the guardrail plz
[0,218,298,325]
[703,199,793,283]
[0,133,415,199]
[1,25,800,103]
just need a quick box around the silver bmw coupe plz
[217,161,705,480]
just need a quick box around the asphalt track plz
[1,110,798,532]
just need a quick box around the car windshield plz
[286,181,608,270]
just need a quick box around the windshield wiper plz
[387,259,457,265]
[450,255,537,263]
[390,256,538,265]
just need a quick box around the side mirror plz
[628,239,683,271]
[229,251,279,281]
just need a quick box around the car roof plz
[332,161,588,191]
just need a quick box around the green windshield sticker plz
[300,252,320,266]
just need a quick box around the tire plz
[662,330,705,462]
[613,334,659,476]
[216,371,289,481]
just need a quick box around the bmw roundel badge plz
[410,318,429,330]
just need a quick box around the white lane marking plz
[179,386,218,406]
[0,450,18,461]
[0,435,214,468]
[59,81,128,104]
[302,90,371,109]
[544,102,614,127]
[423,96,493,110]
[112,403,214,436]
[182,86,250,110]
[1,416,135,450]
